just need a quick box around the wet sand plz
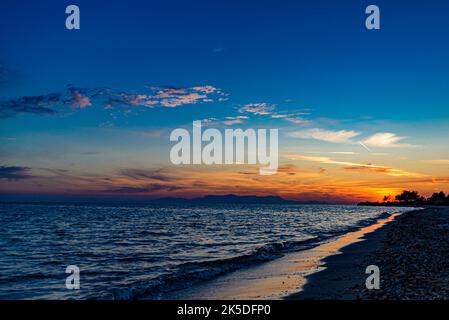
[164,211,404,300]
[288,212,401,299]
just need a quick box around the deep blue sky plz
[1,0,449,201]
[2,0,449,120]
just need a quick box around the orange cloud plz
[288,154,426,178]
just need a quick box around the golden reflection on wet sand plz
[168,213,399,300]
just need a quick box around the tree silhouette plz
[395,190,421,203]
[363,190,449,206]
[429,191,446,204]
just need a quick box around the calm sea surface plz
[0,203,412,299]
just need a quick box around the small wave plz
[111,210,397,300]
[111,236,322,300]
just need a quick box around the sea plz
[0,203,413,299]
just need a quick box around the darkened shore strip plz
[291,207,449,300]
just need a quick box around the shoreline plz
[162,209,409,300]
[288,211,405,299]
[291,207,449,299]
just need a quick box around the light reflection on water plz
[0,203,412,299]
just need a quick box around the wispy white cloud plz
[271,114,288,119]
[238,103,309,125]
[290,128,361,143]
[284,117,309,124]
[199,115,249,126]
[222,116,248,125]
[307,151,357,155]
[290,127,418,152]
[141,129,165,138]
[362,132,418,148]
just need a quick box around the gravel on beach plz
[358,207,449,299]
[292,207,449,300]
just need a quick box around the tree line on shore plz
[359,190,449,206]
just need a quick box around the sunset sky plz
[1,0,449,203]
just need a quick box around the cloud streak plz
[238,103,310,125]
[0,93,60,118]
[290,128,418,150]
[222,116,248,125]
[108,85,226,109]
[106,184,181,193]
[0,166,33,180]
[290,128,361,143]
[238,103,276,116]
[1,85,226,118]
[288,154,425,178]
[119,168,175,182]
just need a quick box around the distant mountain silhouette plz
[0,194,329,205]
[151,194,328,205]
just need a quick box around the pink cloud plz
[71,91,91,109]
[239,103,276,115]
[222,116,248,125]
[111,85,225,110]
